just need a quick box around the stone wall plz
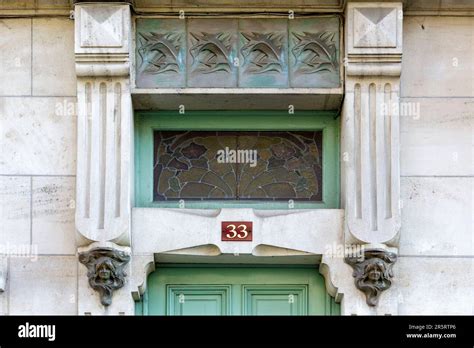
[0,17,78,314]
[0,13,473,315]
[396,16,474,314]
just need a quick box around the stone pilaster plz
[74,2,134,313]
[342,1,403,310]
[75,2,132,247]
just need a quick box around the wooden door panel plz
[243,285,307,315]
[167,285,231,315]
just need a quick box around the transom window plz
[135,111,339,209]
[153,131,323,202]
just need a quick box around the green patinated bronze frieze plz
[136,17,340,88]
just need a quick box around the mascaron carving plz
[345,249,397,306]
[79,248,130,306]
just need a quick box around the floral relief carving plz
[135,18,341,87]
[345,249,397,306]
[240,32,285,74]
[189,32,233,74]
[291,31,338,75]
[137,32,183,74]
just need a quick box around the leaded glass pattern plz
[153,131,323,201]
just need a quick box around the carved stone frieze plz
[189,32,233,74]
[240,32,284,74]
[135,17,340,88]
[291,31,338,75]
[137,32,183,75]
[78,247,130,306]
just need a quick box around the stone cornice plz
[1,0,474,16]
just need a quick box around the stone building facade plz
[0,0,472,315]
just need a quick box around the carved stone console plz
[342,1,403,309]
[345,248,397,306]
[78,247,130,306]
[75,2,132,246]
[74,1,135,313]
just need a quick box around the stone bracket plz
[342,1,403,307]
[78,245,131,306]
[74,2,133,245]
[343,1,403,247]
[345,247,397,306]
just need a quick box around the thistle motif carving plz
[137,32,183,74]
[78,247,130,306]
[240,32,284,74]
[291,31,338,74]
[345,249,397,306]
[189,32,233,74]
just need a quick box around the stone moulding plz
[78,247,131,306]
[344,248,397,307]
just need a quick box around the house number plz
[221,221,253,241]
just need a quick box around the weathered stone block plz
[32,18,76,96]
[9,256,77,315]
[32,176,76,255]
[0,97,77,175]
[400,98,474,176]
[0,176,30,247]
[402,17,474,97]
[0,19,31,96]
[400,177,473,256]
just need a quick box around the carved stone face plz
[98,263,112,280]
[364,259,386,283]
[368,267,382,281]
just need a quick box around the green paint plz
[136,265,340,316]
[135,110,340,209]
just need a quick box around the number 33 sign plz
[221,221,253,241]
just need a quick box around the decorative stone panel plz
[135,17,341,88]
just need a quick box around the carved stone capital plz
[345,2,403,77]
[78,247,130,306]
[345,248,397,306]
[74,2,131,77]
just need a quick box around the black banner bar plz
[0,315,472,346]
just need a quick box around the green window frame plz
[135,111,340,209]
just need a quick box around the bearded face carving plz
[345,249,397,306]
[79,248,130,306]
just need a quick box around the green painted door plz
[136,265,340,316]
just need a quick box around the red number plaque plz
[221,221,253,241]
